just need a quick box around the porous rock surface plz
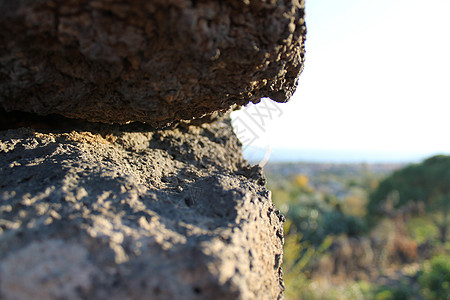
[0,116,285,300]
[0,0,306,125]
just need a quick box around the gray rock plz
[0,0,306,125]
[0,116,285,299]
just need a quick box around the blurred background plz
[231,0,450,299]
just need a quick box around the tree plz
[368,155,450,243]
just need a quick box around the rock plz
[0,1,302,297]
[0,0,306,125]
[0,116,285,299]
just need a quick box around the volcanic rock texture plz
[0,0,306,298]
[0,0,306,125]
[0,117,285,300]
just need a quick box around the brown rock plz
[0,116,285,299]
[0,0,306,126]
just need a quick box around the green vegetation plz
[368,155,450,243]
[419,255,450,300]
[371,282,417,300]
[266,155,450,299]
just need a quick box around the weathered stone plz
[0,0,306,126]
[0,116,285,299]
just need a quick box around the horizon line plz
[243,147,449,164]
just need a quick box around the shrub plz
[286,193,367,247]
[368,155,450,215]
[368,155,450,243]
[419,255,450,300]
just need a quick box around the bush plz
[368,155,450,243]
[282,221,333,300]
[373,285,415,300]
[286,193,367,246]
[368,155,450,215]
[419,255,450,300]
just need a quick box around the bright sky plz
[231,0,450,160]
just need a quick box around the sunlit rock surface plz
[0,0,308,298]
[0,117,285,299]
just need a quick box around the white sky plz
[231,0,450,157]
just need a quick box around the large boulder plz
[0,116,285,299]
[0,0,306,125]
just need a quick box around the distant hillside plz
[264,162,404,178]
